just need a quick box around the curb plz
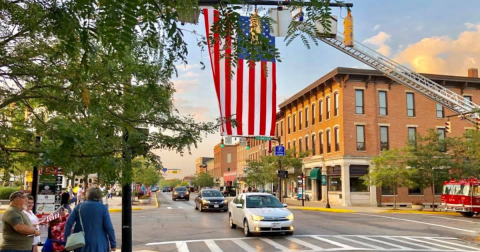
[289,206,356,213]
[378,209,460,215]
[155,193,159,208]
[109,207,143,213]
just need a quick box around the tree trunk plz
[393,184,397,210]
[431,184,435,212]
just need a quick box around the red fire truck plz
[441,178,480,217]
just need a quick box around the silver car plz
[228,193,294,237]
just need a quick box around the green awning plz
[310,168,321,180]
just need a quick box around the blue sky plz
[155,0,480,179]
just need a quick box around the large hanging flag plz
[203,9,277,137]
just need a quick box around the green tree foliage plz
[132,156,162,187]
[362,148,413,209]
[192,172,214,188]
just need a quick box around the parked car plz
[228,193,294,237]
[195,189,228,212]
[162,186,170,192]
[151,186,159,192]
[172,186,189,201]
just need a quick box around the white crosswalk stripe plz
[146,235,480,252]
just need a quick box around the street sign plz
[56,176,62,185]
[239,137,246,146]
[274,146,285,156]
[37,195,55,204]
[321,175,327,186]
[224,136,232,145]
[162,167,167,173]
[254,136,272,141]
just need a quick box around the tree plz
[362,148,413,209]
[192,172,214,189]
[405,129,452,211]
[132,157,162,187]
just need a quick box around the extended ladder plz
[320,34,479,124]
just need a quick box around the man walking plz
[0,191,40,252]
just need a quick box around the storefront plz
[309,167,322,201]
[223,171,237,187]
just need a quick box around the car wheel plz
[173,198,176,201]
[199,203,204,212]
[229,214,236,229]
[285,231,294,236]
[460,212,475,217]
[195,202,198,210]
[243,219,251,237]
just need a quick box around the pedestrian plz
[23,195,41,252]
[0,191,40,252]
[61,190,72,213]
[44,209,69,252]
[108,186,114,199]
[76,185,84,204]
[65,186,116,252]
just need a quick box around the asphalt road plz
[107,191,480,252]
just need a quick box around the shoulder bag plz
[65,204,86,250]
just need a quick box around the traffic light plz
[445,121,451,134]
[220,138,224,148]
[246,140,250,150]
[284,170,289,179]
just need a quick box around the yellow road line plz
[289,206,356,213]
[109,207,143,213]
[155,193,159,208]
[378,209,460,215]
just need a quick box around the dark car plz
[195,189,228,212]
[151,186,159,192]
[162,186,170,192]
[172,186,189,201]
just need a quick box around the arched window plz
[334,127,340,151]
[305,107,309,128]
[334,92,339,117]
[326,129,331,153]
[312,104,316,125]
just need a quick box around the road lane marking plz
[286,237,324,250]
[382,236,433,250]
[175,241,190,252]
[260,238,290,251]
[403,237,463,251]
[167,207,172,209]
[358,235,409,250]
[231,239,257,252]
[179,206,183,208]
[334,236,384,250]
[204,240,223,252]
[423,215,480,224]
[425,237,480,251]
[311,236,356,250]
[354,213,477,234]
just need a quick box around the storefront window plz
[408,187,423,195]
[350,177,369,192]
[328,176,341,191]
[306,176,312,190]
[381,186,395,195]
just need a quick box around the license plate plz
[271,223,281,229]
[214,205,219,208]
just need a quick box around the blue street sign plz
[162,167,168,173]
[274,146,285,156]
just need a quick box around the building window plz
[288,142,291,150]
[311,134,316,155]
[328,176,341,191]
[408,127,417,146]
[334,127,340,151]
[312,104,316,125]
[326,96,331,119]
[438,128,446,152]
[378,91,387,116]
[288,116,291,134]
[464,95,472,105]
[299,110,303,130]
[350,178,369,192]
[381,186,396,196]
[355,90,364,114]
[406,93,415,117]
[408,187,423,196]
[227,167,231,172]
[319,132,324,154]
[356,125,365,151]
[227,153,231,163]
[436,103,444,118]
[306,177,312,191]
[299,138,303,153]
[281,121,283,136]
[334,92,339,117]
[293,140,296,157]
[380,126,389,151]
[293,114,296,132]
[319,100,323,122]
[305,136,309,151]
[305,107,309,127]
[276,123,278,136]
[326,129,331,153]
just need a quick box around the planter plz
[139,199,150,204]
[412,205,424,211]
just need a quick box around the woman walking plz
[65,186,116,252]
[23,195,40,252]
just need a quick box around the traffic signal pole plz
[278,159,282,202]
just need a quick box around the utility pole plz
[278,158,282,202]
[302,172,305,207]
[122,129,133,252]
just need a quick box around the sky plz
[154,0,480,180]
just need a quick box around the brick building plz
[278,67,480,207]
[213,143,237,187]
[195,157,214,174]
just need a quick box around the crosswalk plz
[146,235,480,252]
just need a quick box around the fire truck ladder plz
[320,33,480,124]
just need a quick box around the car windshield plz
[202,190,223,197]
[175,187,187,192]
[246,195,283,208]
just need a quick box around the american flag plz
[203,9,277,137]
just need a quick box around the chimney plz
[468,68,478,78]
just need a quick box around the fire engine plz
[441,178,480,217]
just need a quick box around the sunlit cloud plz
[363,32,392,56]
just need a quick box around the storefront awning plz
[310,168,321,180]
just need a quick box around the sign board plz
[39,184,57,195]
[37,195,55,204]
[56,176,63,185]
[224,136,232,145]
[162,167,168,173]
[254,136,272,141]
[321,175,327,186]
[36,204,56,213]
[274,146,285,156]
[239,137,246,147]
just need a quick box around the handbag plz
[65,204,86,250]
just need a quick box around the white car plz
[228,193,294,237]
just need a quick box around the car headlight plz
[251,214,264,221]
[174,192,178,195]
[202,199,210,204]
[186,191,189,194]
[224,199,228,203]
[286,214,294,220]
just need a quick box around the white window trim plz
[406,125,418,127]
[354,122,367,125]
[378,123,390,126]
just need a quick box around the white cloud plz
[465,22,477,30]
[179,71,200,78]
[172,79,200,94]
[373,24,380,31]
[394,24,480,76]
[363,32,392,57]
[176,64,202,72]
